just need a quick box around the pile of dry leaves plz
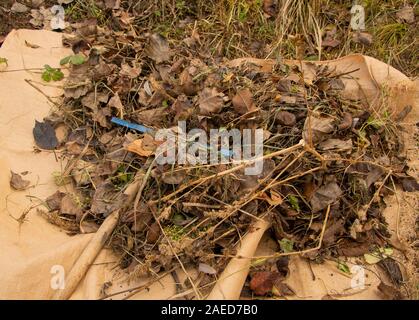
[19,17,417,298]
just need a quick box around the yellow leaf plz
[126,138,154,157]
[261,190,283,206]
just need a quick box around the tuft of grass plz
[64,0,108,24]
[376,23,408,47]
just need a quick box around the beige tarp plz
[0,29,417,300]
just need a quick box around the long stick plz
[52,172,145,300]
[206,219,270,300]
[52,210,120,300]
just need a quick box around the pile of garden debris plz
[24,19,417,297]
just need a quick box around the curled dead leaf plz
[60,194,83,218]
[276,111,296,126]
[145,33,172,64]
[198,87,224,115]
[303,115,334,144]
[33,120,58,150]
[232,88,257,115]
[10,171,30,190]
[126,136,155,157]
[310,182,342,213]
[249,271,280,296]
[46,191,66,211]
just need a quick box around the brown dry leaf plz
[401,177,419,192]
[378,258,403,287]
[303,116,334,144]
[120,11,134,25]
[108,93,124,117]
[24,40,40,49]
[378,282,404,300]
[262,0,278,17]
[64,75,91,99]
[46,191,66,211]
[105,0,120,9]
[179,69,197,95]
[262,190,283,206]
[395,105,412,122]
[81,91,109,111]
[323,219,345,246]
[137,107,167,127]
[120,63,141,79]
[11,2,29,13]
[71,159,96,186]
[365,166,384,188]
[92,107,112,128]
[31,0,45,8]
[126,137,155,157]
[146,222,161,243]
[338,112,353,130]
[172,95,193,120]
[91,62,116,81]
[396,6,415,23]
[90,182,127,216]
[249,271,280,296]
[310,182,342,213]
[145,33,172,64]
[318,139,353,152]
[162,169,187,185]
[322,27,341,48]
[276,111,296,126]
[183,29,201,47]
[60,194,83,218]
[75,19,97,37]
[272,282,295,297]
[337,240,371,257]
[80,221,100,234]
[352,32,373,46]
[33,120,58,150]
[232,88,257,115]
[10,171,30,191]
[198,87,224,115]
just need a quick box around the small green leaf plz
[364,247,394,264]
[364,253,381,264]
[279,238,294,253]
[42,71,52,82]
[70,53,86,65]
[41,65,64,82]
[44,64,54,72]
[379,247,393,256]
[52,69,64,81]
[337,261,351,274]
[288,195,300,212]
[60,55,71,65]
[60,54,86,66]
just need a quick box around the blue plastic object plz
[111,117,153,133]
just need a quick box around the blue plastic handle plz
[111,117,153,133]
